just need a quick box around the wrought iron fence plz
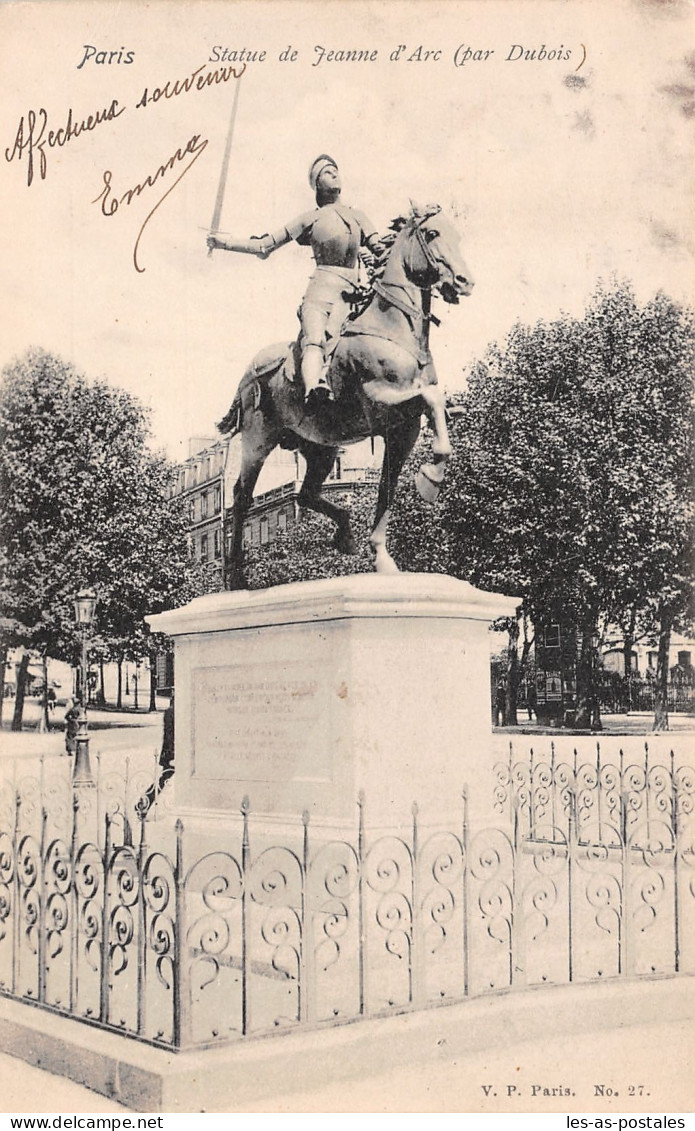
[494,743,694,848]
[0,749,171,852]
[0,780,692,1053]
[596,672,695,715]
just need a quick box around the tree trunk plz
[622,607,637,713]
[653,608,671,731]
[116,658,123,710]
[575,617,602,731]
[42,652,50,731]
[149,655,157,713]
[97,657,106,708]
[504,617,520,726]
[11,652,30,732]
[0,644,7,725]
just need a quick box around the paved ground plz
[0,1016,691,1114]
[0,1053,129,1114]
[232,1017,695,1114]
[2,703,692,764]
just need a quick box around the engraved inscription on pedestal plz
[191,661,332,784]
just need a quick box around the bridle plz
[406,206,458,295]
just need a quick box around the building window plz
[200,533,208,562]
[201,492,208,518]
[678,651,692,669]
[189,499,196,523]
[543,623,561,648]
[278,509,287,534]
[260,517,269,545]
[214,529,221,558]
[214,485,222,513]
[329,456,343,481]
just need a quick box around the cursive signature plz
[92,133,208,273]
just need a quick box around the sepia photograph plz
[0,0,693,1117]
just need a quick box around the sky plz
[0,0,693,462]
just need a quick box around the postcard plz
[0,0,693,1117]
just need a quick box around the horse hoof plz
[415,465,443,503]
[370,546,401,574]
[375,555,400,575]
[334,535,357,555]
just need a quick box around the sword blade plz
[208,74,243,255]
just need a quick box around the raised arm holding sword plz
[207,140,385,407]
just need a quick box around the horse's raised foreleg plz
[226,422,279,590]
[297,441,357,554]
[415,375,452,503]
[369,413,421,573]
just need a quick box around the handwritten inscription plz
[92,133,208,272]
[3,61,244,190]
[192,666,328,784]
[4,101,126,187]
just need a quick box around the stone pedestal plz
[147,574,518,833]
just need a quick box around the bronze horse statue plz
[218,205,475,588]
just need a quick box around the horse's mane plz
[361,203,442,288]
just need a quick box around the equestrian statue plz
[207,154,475,589]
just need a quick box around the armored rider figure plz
[207,155,384,406]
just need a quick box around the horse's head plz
[399,205,475,303]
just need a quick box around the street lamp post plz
[73,588,97,787]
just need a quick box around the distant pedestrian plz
[495,679,506,727]
[527,681,537,722]
[141,692,175,814]
[64,699,80,756]
[46,688,57,713]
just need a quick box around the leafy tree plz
[429,283,694,730]
[0,348,200,727]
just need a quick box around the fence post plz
[620,793,630,977]
[671,751,680,974]
[567,790,575,983]
[596,743,603,845]
[529,747,535,842]
[95,753,103,851]
[299,809,314,1025]
[11,793,21,997]
[172,818,189,1048]
[136,811,148,1037]
[550,742,557,835]
[510,799,524,987]
[462,786,470,998]
[99,813,112,1024]
[240,796,250,1037]
[38,806,47,1005]
[69,794,79,1014]
[357,791,367,1017]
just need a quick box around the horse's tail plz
[217,388,244,437]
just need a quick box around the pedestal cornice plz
[146,573,520,637]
